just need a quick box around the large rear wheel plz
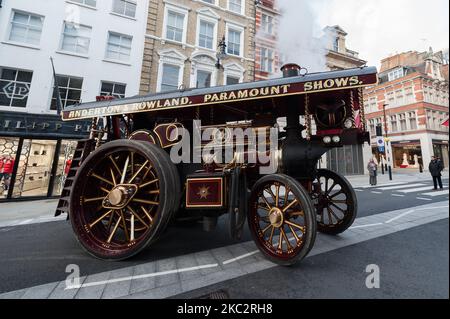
[248,174,316,266]
[69,140,179,260]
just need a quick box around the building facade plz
[254,0,280,81]
[0,0,149,201]
[139,0,256,95]
[364,49,449,171]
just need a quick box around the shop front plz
[391,140,422,169]
[0,111,90,201]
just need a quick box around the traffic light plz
[376,124,383,137]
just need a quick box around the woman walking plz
[367,159,378,186]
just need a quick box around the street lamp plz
[383,103,393,180]
[215,36,227,70]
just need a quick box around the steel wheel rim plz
[312,174,351,228]
[72,147,162,255]
[250,180,308,260]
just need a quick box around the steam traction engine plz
[56,65,378,265]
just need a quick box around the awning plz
[442,118,449,127]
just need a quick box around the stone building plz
[254,0,280,81]
[139,0,256,94]
[364,48,449,170]
[323,25,367,70]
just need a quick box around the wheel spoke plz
[269,226,275,245]
[281,228,292,250]
[130,152,135,176]
[287,224,301,243]
[120,156,130,184]
[84,196,105,203]
[91,173,114,186]
[119,210,130,242]
[139,179,159,189]
[100,187,110,193]
[260,195,272,210]
[275,184,280,207]
[264,188,276,203]
[284,186,290,206]
[282,199,298,212]
[128,206,150,228]
[107,211,117,231]
[132,198,159,206]
[277,230,283,251]
[110,168,117,186]
[141,165,154,181]
[109,155,122,175]
[130,214,135,241]
[107,215,122,243]
[326,207,333,224]
[330,202,347,214]
[140,206,154,224]
[285,220,305,232]
[330,190,344,198]
[327,181,337,194]
[128,160,149,184]
[262,224,272,234]
[329,207,341,221]
[89,210,113,228]
[331,199,347,204]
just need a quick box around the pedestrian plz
[0,156,5,189]
[428,156,444,190]
[367,159,378,186]
[1,155,15,191]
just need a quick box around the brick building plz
[364,48,449,170]
[139,0,256,94]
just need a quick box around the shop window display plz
[12,140,57,198]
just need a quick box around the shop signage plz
[0,111,91,138]
[3,82,30,99]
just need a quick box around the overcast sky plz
[310,0,449,68]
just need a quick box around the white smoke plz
[276,0,330,74]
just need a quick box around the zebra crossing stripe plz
[398,186,437,193]
[376,183,425,190]
[421,189,449,197]
[356,182,408,189]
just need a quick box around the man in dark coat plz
[429,156,444,190]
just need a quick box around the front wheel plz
[248,174,316,266]
[311,169,357,235]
